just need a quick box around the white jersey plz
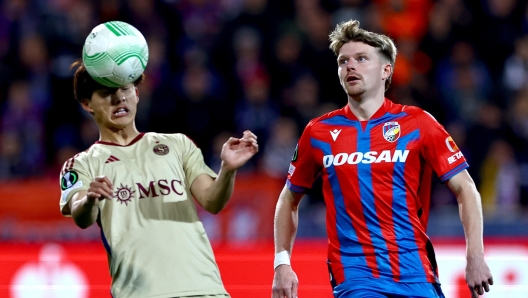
[59,132,228,298]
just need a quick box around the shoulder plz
[144,132,198,151]
[144,132,194,143]
[305,107,346,130]
[59,146,98,175]
[399,104,439,124]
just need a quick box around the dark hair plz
[329,20,397,91]
[71,60,146,101]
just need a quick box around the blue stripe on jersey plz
[320,113,408,279]
[440,162,469,182]
[356,121,391,277]
[311,136,369,279]
[97,213,112,257]
[100,228,112,257]
[286,179,308,193]
[393,129,427,280]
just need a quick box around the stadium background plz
[0,0,528,297]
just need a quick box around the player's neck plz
[347,94,385,121]
[99,125,140,145]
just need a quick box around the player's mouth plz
[112,107,129,117]
[346,75,360,83]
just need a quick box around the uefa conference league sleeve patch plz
[61,171,83,203]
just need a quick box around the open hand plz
[220,130,258,171]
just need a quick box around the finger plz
[292,280,299,298]
[271,288,285,298]
[90,182,113,199]
[468,286,478,298]
[489,276,494,285]
[474,284,484,295]
[102,176,114,188]
[96,181,114,197]
[243,130,257,138]
[87,191,102,199]
[271,290,282,298]
[95,176,114,189]
[483,280,490,292]
[285,288,293,298]
[240,135,257,143]
[225,137,239,146]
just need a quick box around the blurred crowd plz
[0,0,527,215]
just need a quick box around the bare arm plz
[272,185,304,298]
[70,176,114,229]
[447,169,493,297]
[274,186,304,255]
[190,166,236,214]
[191,130,258,214]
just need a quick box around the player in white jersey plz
[59,61,258,298]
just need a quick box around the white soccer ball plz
[82,21,149,87]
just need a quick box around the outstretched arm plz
[272,185,304,298]
[447,169,493,298]
[191,130,258,214]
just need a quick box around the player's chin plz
[109,119,133,129]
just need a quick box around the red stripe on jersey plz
[405,160,436,282]
[337,163,381,278]
[344,185,381,278]
[371,161,401,281]
[369,124,401,281]
[323,175,345,284]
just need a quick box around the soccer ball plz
[82,21,149,88]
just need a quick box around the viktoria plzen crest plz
[383,122,401,142]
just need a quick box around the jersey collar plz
[344,98,392,121]
[96,132,145,146]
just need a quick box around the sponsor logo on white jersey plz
[330,129,342,141]
[322,150,410,168]
[114,183,135,205]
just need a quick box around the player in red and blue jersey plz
[271,20,493,298]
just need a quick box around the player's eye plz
[357,56,367,62]
[338,59,348,65]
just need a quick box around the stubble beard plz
[345,83,366,100]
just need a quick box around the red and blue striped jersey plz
[287,99,467,285]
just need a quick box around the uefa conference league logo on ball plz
[82,21,149,88]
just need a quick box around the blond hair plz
[329,20,397,90]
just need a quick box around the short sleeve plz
[287,121,320,193]
[180,135,217,185]
[59,155,92,216]
[418,111,468,182]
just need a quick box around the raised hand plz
[220,130,258,171]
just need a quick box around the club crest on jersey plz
[113,183,135,206]
[153,144,169,155]
[61,171,79,190]
[382,122,401,142]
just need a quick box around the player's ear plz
[80,98,94,113]
[382,63,392,80]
